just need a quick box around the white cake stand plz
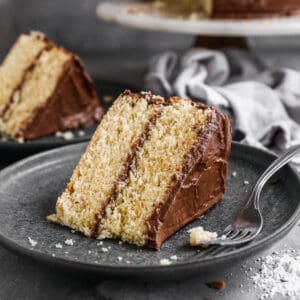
[97,1,300,37]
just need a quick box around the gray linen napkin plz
[145,48,300,158]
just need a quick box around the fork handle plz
[247,145,300,209]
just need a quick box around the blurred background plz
[1,0,300,87]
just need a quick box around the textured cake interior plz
[0,33,47,114]
[1,47,71,138]
[98,99,209,245]
[48,94,159,236]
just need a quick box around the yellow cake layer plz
[98,99,210,245]
[153,0,212,17]
[0,33,47,115]
[1,47,71,139]
[48,94,161,236]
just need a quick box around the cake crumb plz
[78,130,85,137]
[71,229,76,233]
[208,280,226,289]
[55,243,63,249]
[118,256,123,261]
[55,131,74,141]
[170,255,178,260]
[160,258,172,266]
[101,247,108,252]
[244,180,249,185]
[103,95,114,103]
[232,171,237,177]
[189,226,219,246]
[28,237,37,247]
[51,253,56,257]
[118,241,123,245]
[97,241,103,246]
[64,239,74,246]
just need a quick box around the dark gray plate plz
[0,142,299,279]
[0,80,137,163]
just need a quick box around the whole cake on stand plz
[150,0,300,18]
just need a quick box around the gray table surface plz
[0,49,300,300]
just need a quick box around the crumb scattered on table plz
[208,280,226,289]
[244,180,249,185]
[55,243,63,249]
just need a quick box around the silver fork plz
[192,144,300,249]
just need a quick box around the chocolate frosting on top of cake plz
[146,103,232,249]
[213,0,300,18]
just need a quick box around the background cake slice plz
[48,91,231,249]
[0,32,50,116]
[0,32,102,141]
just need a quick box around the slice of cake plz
[0,32,103,141]
[48,90,231,249]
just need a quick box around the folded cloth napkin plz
[145,48,300,160]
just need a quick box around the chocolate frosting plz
[146,104,232,249]
[17,54,103,140]
[213,0,300,18]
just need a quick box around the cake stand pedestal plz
[193,36,249,49]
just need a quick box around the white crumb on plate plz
[64,239,74,246]
[244,180,249,185]
[78,130,85,137]
[232,171,237,177]
[118,256,123,261]
[103,95,114,103]
[97,241,103,246]
[88,250,92,254]
[160,258,172,266]
[71,230,76,234]
[170,255,178,260]
[188,226,221,246]
[101,247,108,252]
[55,243,63,249]
[118,241,123,245]
[28,237,38,247]
[55,131,74,141]
[126,260,131,264]
[51,253,56,257]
